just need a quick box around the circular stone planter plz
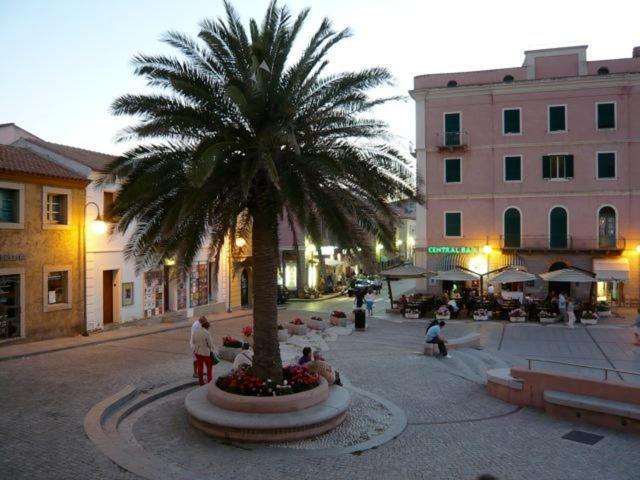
[207,377,329,413]
[330,315,348,327]
[473,315,489,321]
[186,377,350,442]
[287,324,308,336]
[435,314,450,321]
[305,318,327,331]
[277,329,290,342]
[218,346,242,362]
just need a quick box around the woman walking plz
[192,321,214,385]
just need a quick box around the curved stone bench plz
[544,390,640,420]
[185,384,351,442]
[424,332,481,356]
[487,368,523,390]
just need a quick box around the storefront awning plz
[433,268,480,282]
[490,268,536,284]
[493,253,527,270]
[436,254,466,271]
[593,258,630,281]
[380,265,428,279]
[539,268,596,283]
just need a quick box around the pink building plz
[411,46,640,303]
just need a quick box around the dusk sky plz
[1,0,639,155]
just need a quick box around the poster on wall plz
[122,282,134,306]
[143,270,164,317]
[177,272,188,310]
[190,262,208,307]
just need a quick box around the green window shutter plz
[565,155,574,178]
[503,208,521,248]
[597,152,616,178]
[550,207,568,248]
[597,103,615,129]
[505,156,521,181]
[542,155,551,179]
[504,109,521,134]
[445,212,461,237]
[549,106,566,131]
[0,189,16,223]
[445,159,461,183]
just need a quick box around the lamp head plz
[91,216,107,235]
[235,237,246,248]
[482,245,492,254]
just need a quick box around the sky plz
[1,0,639,155]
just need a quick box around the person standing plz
[364,289,376,316]
[566,296,576,328]
[558,291,568,324]
[192,321,214,386]
[487,284,495,296]
[189,316,207,378]
[426,320,451,358]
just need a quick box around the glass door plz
[0,274,20,339]
[444,113,461,146]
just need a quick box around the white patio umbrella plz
[432,268,480,282]
[380,265,429,305]
[490,268,537,284]
[539,268,596,283]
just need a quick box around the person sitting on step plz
[426,320,451,358]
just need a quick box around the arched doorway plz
[549,207,568,248]
[548,261,570,297]
[240,269,249,306]
[598,206,616,248]
[503,208,521,248]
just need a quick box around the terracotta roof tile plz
[0,145,88,181]
[26,138,117,172]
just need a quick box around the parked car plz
[348,279,372,297]
[277,285,289,304]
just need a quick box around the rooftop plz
[0,144,88,182]
[24,138,117,172]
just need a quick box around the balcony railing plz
[499,236,626,251]
[436,131,468,151]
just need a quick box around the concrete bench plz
[424,332,481,356]
[544,390,640,421]
[486,368,523,390]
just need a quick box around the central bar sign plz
[427,246,479,254]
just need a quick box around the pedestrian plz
[633,308,640,346]
[426,320,451,358]
[233,342,254,370]
[374,277,383,295]
[558,291,568,324]
[364,289,376,316]
[447,298,460,318]
[566,296,576,328]
[192,321,213,385]
[298,346,313,365]
[307,351,343,386]
[487,284,495,296]
[398,294,409,317]
[189,316,207,378]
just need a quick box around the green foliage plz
[102,0,415,272]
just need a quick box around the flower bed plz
[596,301,611,317]
[219,336,243,361]
[581,310,599,325]
[215,365,321,398]
[330,310,348,327]
[435,305,450,321]
[509,308,526,323]
[538,310,558,324]
[287,318,308,336]
[473,308,489,321]
[306,316,327,331]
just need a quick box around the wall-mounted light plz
[235,237,246,248]
[482,245,492,254]
[91,216,107,235]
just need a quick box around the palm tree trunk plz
[251,202,284,384]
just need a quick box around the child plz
[364,289,375,316]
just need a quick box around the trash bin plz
[354,308,366,331]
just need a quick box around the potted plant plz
[404,306,421,319]
[538,310,558,324]
[435,305,450,321]
[306,315,327,331]
[241,325,253,346]
[329,310,348,327]
[596,301,611,317]
[277,324,289,342]
[473,308,489,321]
[509,308,526,323]
[581,310,599,325]
[287,318,308,336]
[219,336,243,362]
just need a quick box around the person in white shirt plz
[233,343,254,370]
[558,292,568,324]
[364,290,376,316]
[190,317,207,378]
[487,284,495,296]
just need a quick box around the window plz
[447,80,458,87]
[504,156,522,182]
[503,75,514,83]
[444,112,461,146]
[503,208,521,248]
[598,206,616,248]
[103,191,118,221]
[43,265,72,312]
[444,212,462,237]
[549,207,568,249]
[597,152,616,179]
[0,182,24,229]
[548,105,566,132]
[0,272,22,339]
[597,67,609,75]
[596,102,616,130]
[503,108,521,134]
[444,158,462,183]
[42,187,71,229]
[542,154,574,180]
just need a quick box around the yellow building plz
[0,145,88,341]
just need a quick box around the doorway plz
[102,270,118,325]
[0,274,21,339]
[240,269,249,306]
[548,261,570,297]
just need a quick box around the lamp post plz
[227,237,246,313]
[83,202,107,336]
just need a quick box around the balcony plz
[499,236,626,252]
[436,131,468,151]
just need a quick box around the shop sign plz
[427,246,479,254]
[0,254,26,262]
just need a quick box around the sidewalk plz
[0,309,252,362]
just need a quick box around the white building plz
[0,123,235,331]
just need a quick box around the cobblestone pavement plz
[2,282,640,480]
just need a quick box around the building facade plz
[0,145,88,340]
[411,46,640,303]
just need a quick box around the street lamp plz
[83,202,106,336]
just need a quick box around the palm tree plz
[102,1,415,383]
